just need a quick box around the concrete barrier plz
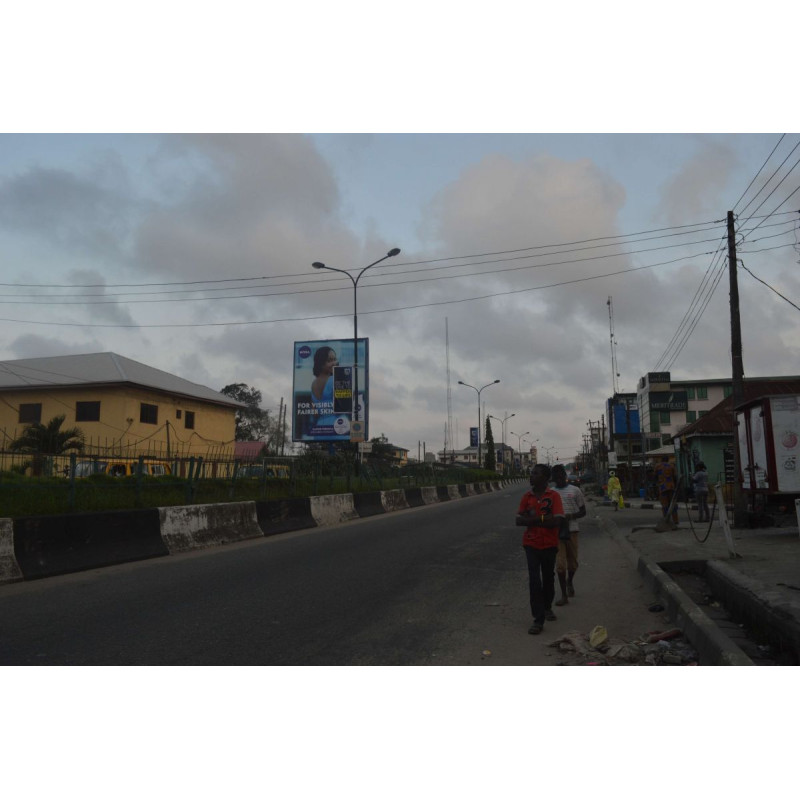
[256,498,317,537]
[0,519,22,585]
[381,489,410,513]
[404,488,425,507]
[13,509,167,580]
[437,485,452,502]
[158,502,263,554]
[310,494,359,526]
[422,487,440,505]
[353,491,386,518]
[447,485,461,501]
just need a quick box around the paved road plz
[0,490,669,665]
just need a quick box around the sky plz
[0,131,798,460]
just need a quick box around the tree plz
[220,383,270,441]
[484,417,496,471]
[9,414,85,476]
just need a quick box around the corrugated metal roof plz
[0,352,245,408]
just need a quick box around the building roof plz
[0,352,245,408]
[234,441,269,459]
[673,378,800,440]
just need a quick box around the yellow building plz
[0,352,244,464]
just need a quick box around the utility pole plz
[728,211,746,526]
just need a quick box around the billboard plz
[292,338,369,442]
[470,427,479,447]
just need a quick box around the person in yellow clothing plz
[607,472,623,511]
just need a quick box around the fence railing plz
[0,450,506,518]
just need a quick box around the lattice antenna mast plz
[445,318,454,455]
[607,296,620,395]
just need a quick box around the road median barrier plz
[404,487,425,507]
[310,494,359,526]
[380,489,410,513]
[0,519,23,585]
[353,491,386,518]
[13,509,167,580]
[421,487,440,504]
[158,502,263,554]
[256,498,317,537]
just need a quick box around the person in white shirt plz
[551,464,587,606]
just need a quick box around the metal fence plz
[0,449,503,518]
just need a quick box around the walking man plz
[551,464,586,606]
[655,455,679,524]
[515,463,565,635]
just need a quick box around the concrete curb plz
[705,559,800,662]
[0,479,508,584]
[596,514,754,666]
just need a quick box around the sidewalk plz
[594,498,800,665]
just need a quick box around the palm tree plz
[10,414,85,476]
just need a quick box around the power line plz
[740,260,800,312]
[0,250,712,330]
[733,133,786,212]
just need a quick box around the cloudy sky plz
[1,3,797,463]
[1,131,798,458]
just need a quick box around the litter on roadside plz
[547,625,699,666]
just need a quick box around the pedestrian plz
[607,471,623,511]
[515,463,565,635]
[551,464,586,606]
[693,461,710,522]
[654,455,679,524]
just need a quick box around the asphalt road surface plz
[0,489,668,665]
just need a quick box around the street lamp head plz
[312,262,325,269]
[387,248,401,257]
[493,379,500,384]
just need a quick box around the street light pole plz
[312,248,401,445]
[458,379,500,468]
[488,413,514,474]
[509,430,529,474]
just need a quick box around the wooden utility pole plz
[728,211,746,526]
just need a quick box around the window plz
[685,386,696,400]
[647,438,661,452]
[76,401,101,422]
[686,410,697,423]
[651,417,660,433]
[19,403,42,424]
[661,434,672,445]
[660,411,671,424]
[176,410,182,419]
[723,385,733,398]
[140,403,158,425]
[699,410,708,418]
[697,386,708,400]
[184,411,195,430]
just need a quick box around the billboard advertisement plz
[470,427,479,447]
[292,338,369,442]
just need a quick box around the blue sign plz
[470,427,479,447]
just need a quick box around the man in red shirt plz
[516,463,565,635]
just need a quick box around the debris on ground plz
[547,626,699,666]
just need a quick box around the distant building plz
[0,352,244,460]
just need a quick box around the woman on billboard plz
[311,346,337,410]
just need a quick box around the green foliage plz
[8,415,85,477]
[484,416,496,471]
